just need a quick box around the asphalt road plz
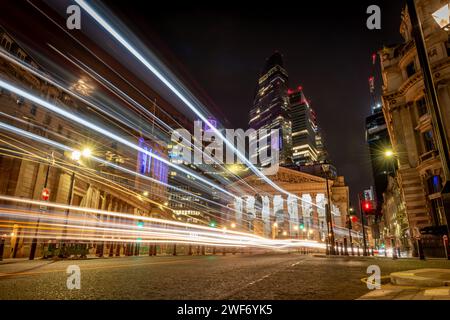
[0,253,449,300]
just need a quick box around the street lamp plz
[61,147,93,257]
[322,163,336,255]
[432,3,450,31]
[384,149,394,158]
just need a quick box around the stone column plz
[311,193,319,241]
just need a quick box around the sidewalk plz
[359,268,450,300]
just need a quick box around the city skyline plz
[0,0,449,305]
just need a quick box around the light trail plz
[0,121,252,225]
[0,204,326,250]
[73,0,340,215]
[0,78,237,201]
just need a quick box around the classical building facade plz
[224,166,357,245]
[380,0,450,256]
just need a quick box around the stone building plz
[0,27,181,258]
[224,166,360,247]
[379,0,450,256]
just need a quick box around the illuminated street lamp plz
[322,163,336,255]
[81,147,92,158]
[432,3,450,31]
[384,149,394,158]
[231,222,236,228]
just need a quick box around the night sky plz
[2,0,406,206]
[107,0,405,206]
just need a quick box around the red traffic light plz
[361,200,374,214]
[41,188,50,201]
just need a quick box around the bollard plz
[134,243,140,256]
[109,243,114,257]
[343,237,349,256]
[115,243,121,257]
[391,239,397,260]
[335,241,340,255]
[371,247,374,256]
[357,245,360,256]
[397,247,401,258]
[443,236,449,260]
[340,242,344,256]
[96,243,104,257]
[173,244,177,256]
[0,237,4,261]
[417,238,425,260]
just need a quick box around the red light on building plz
[350,215,358,223]
[287,89,293,95]
[297,85,303,91]
[41,188,50,201]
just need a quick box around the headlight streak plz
[0,205,325,250]
[0,47,263,203]
[0,122,261,228]
[73,0,339,215]
[0,46,337,220]
[0,79,238,202]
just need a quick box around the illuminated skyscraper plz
[288,87,326,165]
[249,52,292,165]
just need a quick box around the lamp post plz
[358,193,369,256]
[60,148,91,257]
[29,161,51,260]
[322,164,336,255]
[408,0,450,257]
[348,207,355,255]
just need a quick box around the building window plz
[430,198,445,226]
[427,175,442,194]
[30,104,37,116]
[423,130,435,152]
[416,97,427,117]
[44,114,52,126]
[406,61,416,78]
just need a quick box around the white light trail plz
[0,78,236,200]
[74,0,339,214]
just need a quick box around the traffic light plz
[299,223,305,230]
[361,200,375,214]
[137,220,144,228]
[209,221,216,228]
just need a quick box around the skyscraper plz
[288,86,324,165]
[249,52,292,165]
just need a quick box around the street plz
[1,253,449,300]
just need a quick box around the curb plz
[390,269,450,287]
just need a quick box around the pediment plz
[230,166,325,188]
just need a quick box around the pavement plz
[358,265,450,300]
[0,253,449,300]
